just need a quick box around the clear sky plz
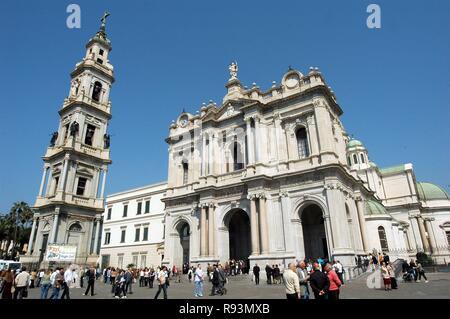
[0,0,449,213]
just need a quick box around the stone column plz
[274,116,287,162]
[38,166,48,197]
[245,119,254,164]
[259,195,270,254]
[27,218,38,254]
[249,196,260,255]
[100,168,108,198]
[50,212,60,243]
[208,135,213,175]
[416,216,430,253]
[403,229,411,251]
[58,157,70,191]
[208,204,215,256]
[254,117,261,162]
[202,134,207,175]
[45,167,53,195]
[313,99,333,156]
[93,218,101,255]
[355,198,370,253]
[200,205,207,256]
[424,218,437,254]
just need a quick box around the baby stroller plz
[402,269,415,282]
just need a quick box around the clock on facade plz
[285,73,300,89]
[179,115,189,127]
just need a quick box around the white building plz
[99,182,166,269]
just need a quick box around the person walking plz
[324,263,342,300]
[124,268,133,294]
[218,264,227,295]
[37,269,44,288]
[333,260,344,285]
[30,269,37,288]
[83,267,96,296]
[265,264,272,284]
[40,270,52,299]
[60,268,73,299]
[296,261,310,299]
[187,266,193,283]
[309,262,329,300]
[283,263,300,299]
[388,262,397,289]
[253,264,260,285]
[416,261,428,283]
[381,262,391,291]
[149,268,155,288]
[49,268,63,299]
[194,264,204,297]
[1,268,14,299]
[79,268,84,288]
[210,264,220,296]
[154,266,168,299]
[13,266,30,299]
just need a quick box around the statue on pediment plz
[229,61,238,80]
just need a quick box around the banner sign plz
[45,244,77,262]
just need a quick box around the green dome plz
[365,200,389,216]
[347,139,364,149]
[416,182,449,201]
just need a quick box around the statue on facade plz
[69,121,79,137]
[49,132,58,147]
[70,79,81,97]
[229,61,238,80]
[104,134,110,149]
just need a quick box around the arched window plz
[353,154,358,164]
[92,81,102,102]
[347,156,352,166]
[182,161,189,185]
[345,204,352,221]
[69,222,82,232]
[233,138,244,171]
[295,127,310,159]
[360,153,365,163]
[378,226,389,252]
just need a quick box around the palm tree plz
[9,201,33,259]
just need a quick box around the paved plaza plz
[24,271,450,299]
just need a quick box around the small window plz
[360,153,365,163]
[107,208,112,220]
[182,161,189,184]
[296,127,310,159]
[132,255,138,266]
[92,81,102,102]
[120,230,126,243]
[353,154,358,164]
[84,124,96,146]
[135,228,140,242]
[144,200,150,214]
[347,156,351,166]
[137,202,142,215]
[76,177,87,196]
[378,226,389,252]
[143,227,149,241]
[96,58,103,64]
[104,232,111,245]
[64,124,70,141]
[123,205,128,217]
[99,49,104,56]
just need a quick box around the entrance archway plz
[301,204,328,260]
[227,209,251,270]
[174,221,190,267]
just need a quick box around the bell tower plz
[22,13,114,268]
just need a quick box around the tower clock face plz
[179,115,189,127]
[285,74,300,88]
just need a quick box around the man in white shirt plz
[283,263,300,299]
[333,260,344,285]
[37,269,45,287]
[14,266,30,299]
[60,268,73,299]
[194,264,204,297]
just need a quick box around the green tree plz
[9,201,33,259]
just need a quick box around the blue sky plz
[0,0,449,213]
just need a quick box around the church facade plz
[159,64,450,271]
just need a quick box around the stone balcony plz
[34,193,104,209]
[44,139,110,161]
[61,94,111,116]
